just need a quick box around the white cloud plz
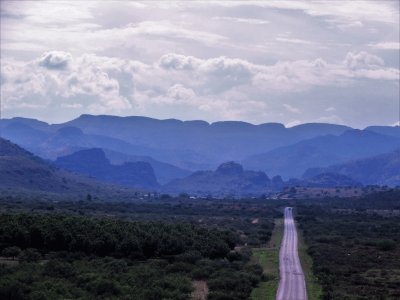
[325,107,336,112]
[368,42,400,50]
[314,115,344,125]
[1,49,399,125]
[213,16,270,25]
[276,37,316,45]
[38,51,72,69]
[1,53,133,113]
[343,51,384,70]
[236,1,399,26]
[283,104,301,114]
[61,103,82,109]
[286,120,302,127]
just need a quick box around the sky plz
[1,0,399,128]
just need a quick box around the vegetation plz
[296,223,322,300]
[296,192,400,300]
[0,197,282,299]
[250,218,283,300]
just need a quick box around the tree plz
[2,246,21,260]
[18,248,41,262]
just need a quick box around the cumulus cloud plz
[1,52,133,113]
[158,53,201,71]
[38,51,72,70]
[343,51,384,70]
[1,50,399,124]
[166,84,196,103]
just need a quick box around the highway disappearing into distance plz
[276,207,308,300]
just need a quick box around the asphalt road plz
[276,207,308,300]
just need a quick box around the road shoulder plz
[296,221,322,300]
[250,218,284,300]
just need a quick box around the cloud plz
[314,115,344,125]
[1,52,133,113]
[334,21,364,30]
[236,1,399,26]
[325,107,336,112]
[1,50,399,124]
[38,51,72,69]
[158,53,201,71]
[61,103,82,109]
[286,120,302,127]
[275,37,316,45]
[283,104,301,114]
[343,51,384,70]
[213,16,270,25]
[368,42,400,50]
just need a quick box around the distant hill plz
[54,148,159,190]
[365,126,400,139]
[1,115,352,170]
[59,115,351,168]
[287,173,362,188]
[0,122,190,183]
[102,149,191,184]
[2,115,399,187]
[0,138,136,197]
[242,129,400,179]
[303,151,400,186]
[163,161,282,196]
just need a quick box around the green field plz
[251,218,283,300]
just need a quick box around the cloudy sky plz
[1,0,399,127]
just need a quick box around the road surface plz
[276,207,308,300]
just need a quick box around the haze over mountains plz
[55,148,159,190]
[303,151,400,187]
[164,161,283,197]
[1,114,399,195]
[0,138,135,197]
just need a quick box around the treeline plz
[0,197,279,248]
[297,189,400,210]
[297,206,400,299]
[0,214,236,260]
[0,213,268,300]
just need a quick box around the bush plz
[18,248,41,262]
[377,239,396,251]
[2,246,21,260]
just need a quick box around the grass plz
[250,218,284,300]
[297,224,323,300]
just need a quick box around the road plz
[276,207,308,300]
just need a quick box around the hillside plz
[163,161,283,196]
[303,151,400,186]
[2,115,399,187]
[102,149,191,184]
[0,138,136,197]
[287,172,362,188]
[242,129,400,179]
[1,115,352,170]
[54,148,160,189]
[0,123,189,183]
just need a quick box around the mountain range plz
[55,148,159,189]
[1,114,399,193]
[0,138,136,198]
[303,150,400,186]
[163,161,283,196]
[242,129,400,178]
